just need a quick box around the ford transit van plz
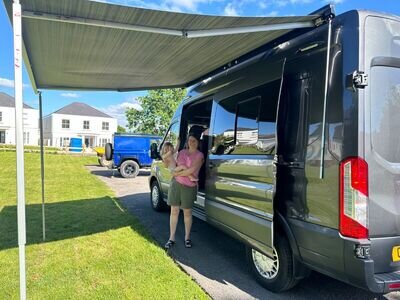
[149,9,400,293]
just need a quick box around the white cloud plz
[98,98,142,127]
[266,10,279,17]
[0,77,29,89]
[61,93,81,98]
[224,3,239,16]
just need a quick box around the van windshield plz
[370,66,400,163]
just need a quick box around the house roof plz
[3,0,333,92]
[0,92,34,109]
[52,102,112,118]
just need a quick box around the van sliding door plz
[206,60,285,254]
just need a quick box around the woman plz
[164,133,204,249]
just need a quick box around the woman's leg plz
[183,208,193,241]
[169,206,180,241]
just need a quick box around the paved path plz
[88,165,399,300]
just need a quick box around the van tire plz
[120,160,140,178]
[246,236,298,292]
[150,181,167,211]
[105,143,113,161]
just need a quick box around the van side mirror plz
[150,142,160,159]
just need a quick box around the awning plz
[3,0,333,92]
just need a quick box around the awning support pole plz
[39,91,46,241]
[13,1,27,300]
[22,10,315,38]
[319,17,333,179]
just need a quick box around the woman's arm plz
[173,156,204,177]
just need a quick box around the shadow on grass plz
[0,197,151,251]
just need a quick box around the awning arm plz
[22,10,316,39]
[184,22,315,38]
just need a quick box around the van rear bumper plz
[343,237,400,293]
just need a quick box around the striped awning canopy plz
[3,0,333,92]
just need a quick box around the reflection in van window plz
[371,66,400,163]
[212,97,238,155]
[233,97,260,154]
[212,79,280,155]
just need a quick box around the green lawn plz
[0,152,208,299]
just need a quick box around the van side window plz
[162,122,180,149]
[212,98,238,155]
[212,79,280,155]
[232,97,260,154]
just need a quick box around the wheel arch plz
[275,212,310,279]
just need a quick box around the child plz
[161,141,198,182]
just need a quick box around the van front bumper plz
[343,237,400,293]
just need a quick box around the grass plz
[0,152,208,299]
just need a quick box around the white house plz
[43,102,117,148]
[0,92,39,145]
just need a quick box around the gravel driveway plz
[88,165,399,300]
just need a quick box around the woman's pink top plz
[175,149,204,187]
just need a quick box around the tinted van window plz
[212,79,280,155]
[371,66,400,163]
[212,97,238,155]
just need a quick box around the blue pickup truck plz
[105,133,161,178]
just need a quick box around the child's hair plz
[161,142,174,154]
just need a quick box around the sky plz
[0,0,399,127]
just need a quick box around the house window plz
[60,137,70,147]
[83,120,90,130]
[0,111,2,122]
[100,138,110,147]
[62,119,70,129]
[0,131,5,143]
[102,122,109,130]
[23,132,30,144]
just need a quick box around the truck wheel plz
[150,181,167,211]
[246,236,298,292]
[120,160,140,178]
[105,143,113,161]
[98,155,113,168]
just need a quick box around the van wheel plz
[246,237,298,292]
[120,160,140,178]
[150,181,167,212]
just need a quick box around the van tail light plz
[339,157,369,239]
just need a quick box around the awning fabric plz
[3,0,330,91]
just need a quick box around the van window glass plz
[258,81,280,155]
[212,98,238,155]
[232,97,260,154]
[370,66,400,163]
[212,79,280,155]
[163,122,180,149]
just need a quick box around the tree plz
[117,125,126,133]
[125,88,186,135]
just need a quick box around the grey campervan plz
[149,7,400,293]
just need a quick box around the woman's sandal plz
[164,240,175,249]
[185,239,192,248]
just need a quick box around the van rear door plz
[364,15,400,274]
